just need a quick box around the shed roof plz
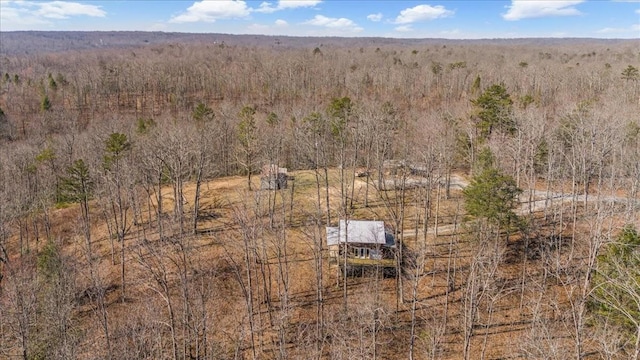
[326,220,388,246]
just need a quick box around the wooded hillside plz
[0,32,639,359]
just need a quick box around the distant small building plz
[383,159,430,177]
[383,159,407,176]
[260,164,289,190]
[326,220,396,270]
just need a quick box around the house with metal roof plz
[326,220,396,269]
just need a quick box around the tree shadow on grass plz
[506,233,568,264]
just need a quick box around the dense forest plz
[0,32,639,359]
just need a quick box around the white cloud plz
[367,13,383,22]
[0,1,105,30]
[0,4,46,28]
[596,27,622,34]
[256,0,321,13]
[257,2,277,13]
[277,0,322,9]
[170,0,250,23]
[395,25,413,32]
[247,23,271,32]
[503,1,584,21]
[303,15,363,32]
[636,8,640,14]
[275,19,288,26]
[37,1,106,19]
[394,4,453,24]
[597,23,640,34]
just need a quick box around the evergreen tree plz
[60,159,93,248]
[622,65,639,81]
[591,225,640,349]
[40,95,52,112]
[471,84,515,138]
[103,133,131,170]
[192,102,214,123]
[463,167,521,232]
[60,159,92,204]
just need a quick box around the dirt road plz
[400,174,638,240]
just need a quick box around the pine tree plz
[471,84,515,138]
[622,65,639,81]
[463,167,521,232]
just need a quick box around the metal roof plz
[326,220,387,246]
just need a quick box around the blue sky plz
[1,0,639,38]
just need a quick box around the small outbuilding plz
[260,164,289,190]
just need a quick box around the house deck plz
[329,256,396,268]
